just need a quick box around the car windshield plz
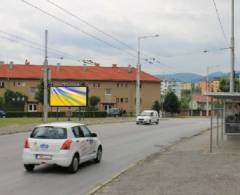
[140,112,151,116]
[30,126,67,139]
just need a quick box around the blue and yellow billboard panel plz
[50,86,88,107]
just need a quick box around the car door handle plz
[76,140,80,143]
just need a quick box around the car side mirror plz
[91,133,97,137]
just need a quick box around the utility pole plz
[43,30,48,123]
[230,0,235,92]
[135,34,159,116]
[206,67,209,117]
[136,37,141,116]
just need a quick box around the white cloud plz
[0,0,238,75]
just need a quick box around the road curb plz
[87,127,210,195]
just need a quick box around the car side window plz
[72,126,84,138]
[80,126,91,137]
[72,126,80,138]
[151,112,154,116]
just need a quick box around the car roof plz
[36,122,85,128]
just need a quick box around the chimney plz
[25,59,30,65]
[112,64,117,68]
[94,63,100,67]
[83,64,87,71]
[9,61,14,70]
[56,63,61,71]
[128,64,132,73]
[0,61,4,68]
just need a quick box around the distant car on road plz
[22,122,102,173]
[107,108,121,117]
[0,110,6,118]
[136,110,159,125]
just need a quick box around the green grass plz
[0,117,135,128]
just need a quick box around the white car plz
[136,110,159,125]
[22,122,102,173]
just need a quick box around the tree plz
[163,92,180,114]
[35,79,44,104]
[219,78,229,92]
[3,90,27,111]
[152,100,161,114]
[89,96,100,110]
[219,78,240,92]
[180,97,190,111]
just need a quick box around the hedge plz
[6,111,107,118]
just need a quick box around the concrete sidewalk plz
[92,130,240,195]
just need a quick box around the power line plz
[211,0,229,46]
[21,0,137,59]
[46,0,136,52]
[0,30,94,64]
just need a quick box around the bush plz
[5,111,107,118]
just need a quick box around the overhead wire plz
[21,0,138,59]
[46,0,137,52]
[211,0,229,46]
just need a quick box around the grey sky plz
[0,0,239,75]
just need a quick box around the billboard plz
[50,86,88,107]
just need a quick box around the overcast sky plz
[0,0,239,75]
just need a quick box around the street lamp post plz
[206,65,220,116]
[136,34,159,116]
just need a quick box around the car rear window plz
[30,126,67,139]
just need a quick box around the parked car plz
[22,122,102,173]
[107,108,121,117]
[136,110,159,125]
[0,110,6,118]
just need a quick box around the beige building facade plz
[0,64,160,114]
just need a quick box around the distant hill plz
[156,73,203,82]
[156,72,229,83]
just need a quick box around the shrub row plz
[6,111,107,118]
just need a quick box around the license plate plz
[36,154,52,160]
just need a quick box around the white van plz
[136,110,159,125]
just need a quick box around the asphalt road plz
[0,118,209,195]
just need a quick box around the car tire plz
[24,164,35,172]
[156,120,159,124]
[68,154,79,173]
[95,146,102,163]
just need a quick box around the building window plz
[93,83,100,88]
[0,81,4,88]
[121,83,124,87]
[29,87,37,94]
[116,98,119,103]
[117,83,119,87]
[125,83,128,87]
[120,98,124,103]
[28,104,37,112]
[105,88,112,96]
[125,98,128,103]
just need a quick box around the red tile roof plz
[0,64,160,82]
[192,95,207,103]
[192,94,217,103]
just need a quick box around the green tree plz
[89,96,100,110]
[163,92,180,114]
[219,78,240,92]
[0,96,4,109]
[3,90,27,111]
[35,79,44,104]
[152,100,161,114]
[180,97,190,111]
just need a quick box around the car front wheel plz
[95,147,102,163]
[24,164,35,172]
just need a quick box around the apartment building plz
[0,63,160,113]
